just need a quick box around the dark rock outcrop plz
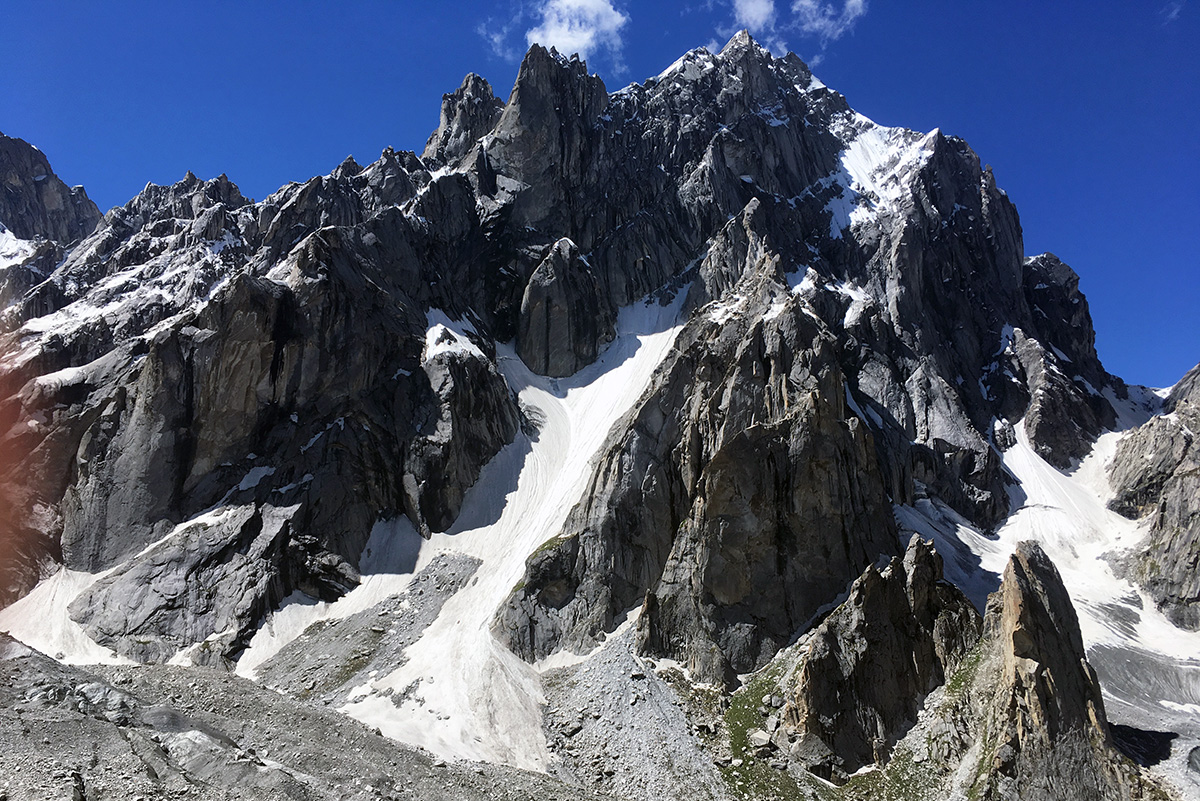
[782,536,981,781]
[423,73,505,169]
[955,542,1154,801]
[516,237,616,376]
[1111,362,1200,629]
[0,132,101,244]
[1018,253,1119,468]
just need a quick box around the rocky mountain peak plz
[486,44,609,192]
[719,29,766,59]
[118,171,251,228]
[516,237,616,377]
[423,72,505,168]
[1167,361,1200,411]
[950,541,1154,800]
[0,131,101,245]
[779,535,981,781]
[0,35,1189,801]
[332,154,363,179]
[987,541,1107,737]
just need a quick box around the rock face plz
[1018,253,1119,467]
[955,542,1149,801]
[782,536,981,781]
[423,73,506,168]
[494,36,1122,687]
[0,132,101,245]
[0,136,520,645]
[497,210,901,683]
[1110,362,1200,629]
[516,237,616,376]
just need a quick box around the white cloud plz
[791,0,867,42]
[525,0,629,64]
[733,0,777,30]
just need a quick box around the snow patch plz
[826,117,937,236]
[901,421,1200,664]
[0,569,131,665]
[424,309,484,363]
[0,224,35,271]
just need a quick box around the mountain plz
[0,31,1195,801]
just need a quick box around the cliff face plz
[0,132,100,246]
[1109,363,1200,629]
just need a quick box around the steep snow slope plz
[337,296,684,770]
[0,224,35,271]
[0,568,128,665]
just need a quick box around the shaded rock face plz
[0,132,101,245]
[1018,253,1118,468]
[1110,362,1200,629]
[952,542,1151,801]
[423,73,505,168]
[405,327,522,534]
[0,149,519,642]
[782,536,981,781]
[70,505,301,664]
[516,237,616,376]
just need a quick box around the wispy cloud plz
[791,0,867,43]
[713,0,867,60]
[721,0,787,53]
[525,0,629,67]
[1161,0,1186,23]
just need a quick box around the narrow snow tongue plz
[961,541,1153,801]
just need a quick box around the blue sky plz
[1,1,1196,386]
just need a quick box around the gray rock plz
[956,542,1151,801]
[1017,253,1118,468]
[516,237,616,376]
[69,504,300,664]
[423,73,505,169]
[1109,362,1200,630]
[0,132,101,245]
[498,225,899,684]
[781,536,981,781]
[0,633,618,801]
